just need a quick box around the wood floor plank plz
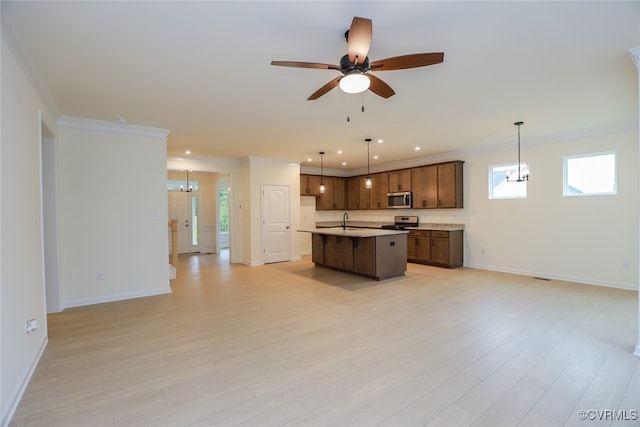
[8,252,639,427]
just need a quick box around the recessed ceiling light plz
[342,162,347,166]
[414,147,421,151]
[307,158,312,162]
[185,150,191,155]
[337,150,343,154]
[377,139,383,143]
[373,155,379,160]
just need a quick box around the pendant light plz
[365,138,372,189]
[319,151,325,194]
[506,121,530,182]
[180,170,193,192]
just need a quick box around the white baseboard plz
[466,262,638,291]
[61,287,172,310]
[2,338,48,427]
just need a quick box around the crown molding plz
[57,116,170,139]
[299,166,351,177]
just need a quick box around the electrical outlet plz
[26,319,37,334]
[97,272,104,281]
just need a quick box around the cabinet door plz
[353,237,376,276]
[358,176,371,209]
[430,236,450,265]
[371,173,389,209]
[425,165,439,208]
[324,236,354,270]
[300,175,309,196]
[411,167,428,209]
[348,176,361,209]
[416,237,431,262]
[407,231,431,263]
[308,175,323,197]
[389,169,412,192]
[437,162,463,208]
[407,235,418,261]
[333,177,347,210]
[311,234,325,264]
[316,176,333,210]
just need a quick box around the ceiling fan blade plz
[367,74,395,98]
[307,76,342,100]
[369,52,444,71]
[271,61,340,70]
[347,17,372,64]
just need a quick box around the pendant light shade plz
[364,138,372,189]
[319,151,325,194]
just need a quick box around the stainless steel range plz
[381,215,419,230]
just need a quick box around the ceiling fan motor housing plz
[340,54,370,74]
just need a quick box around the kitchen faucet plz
[342,212,349,230]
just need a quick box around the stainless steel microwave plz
[387,191,412,209]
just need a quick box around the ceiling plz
[3,1,639,172]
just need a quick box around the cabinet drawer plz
[431,231,449,238]
[409,230,431,237]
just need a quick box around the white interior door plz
[262,184,290,263]
[168,192,200,254]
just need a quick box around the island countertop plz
[298,227,409,238]
[315,221,465,231]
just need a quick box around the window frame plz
[562,151,617,197]
[488,162,528,200]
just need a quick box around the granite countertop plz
[407,223,465,231]
[297,227,409,237]
[314,221,465,231]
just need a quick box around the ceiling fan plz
[271,16,444,100]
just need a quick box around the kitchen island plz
[298,227,408,280]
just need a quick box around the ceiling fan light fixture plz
[339,72,370,94]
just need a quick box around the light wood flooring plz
[10,253,640,427]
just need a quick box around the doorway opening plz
[40,116,60,314]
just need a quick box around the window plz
[563,152,616,196]
[167,180,199,191]
[489,163,528,199]
[191,196,198,245]
[219,187,229,233]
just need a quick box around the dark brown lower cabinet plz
[311,233,407,280]
[407,230,463,268]
[311,234,325,265]
[323,235,354,271]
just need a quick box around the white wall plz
[467,127,638,290]
[247,157,301,266]
[315,126,639,290]
[55,119,171,308]
[1,38,55,426]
